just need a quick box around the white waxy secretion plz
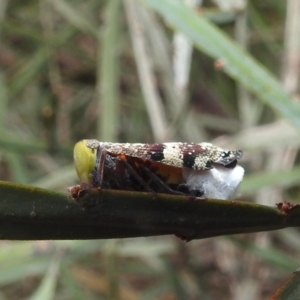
[182,164,245,200]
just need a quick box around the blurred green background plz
[1,0,300,299]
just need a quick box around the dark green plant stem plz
[0,181,297,240]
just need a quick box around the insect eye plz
[222,151,230,158]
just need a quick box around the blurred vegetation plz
[0,0,300,299]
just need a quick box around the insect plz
[71,140,244,199]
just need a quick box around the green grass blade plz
[29,255,60,300]
[269,270,300,300]
[241,166,300,196]
[139,0,300,130]
[97,0,121,141]
[51,0,98,37]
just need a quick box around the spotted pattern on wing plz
[86,140,243,171]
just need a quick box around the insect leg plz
[139,165,189,196]
[177,184,204,197]
[94,146,108,187]
[114,158,131,189]
[118,158,156,194]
